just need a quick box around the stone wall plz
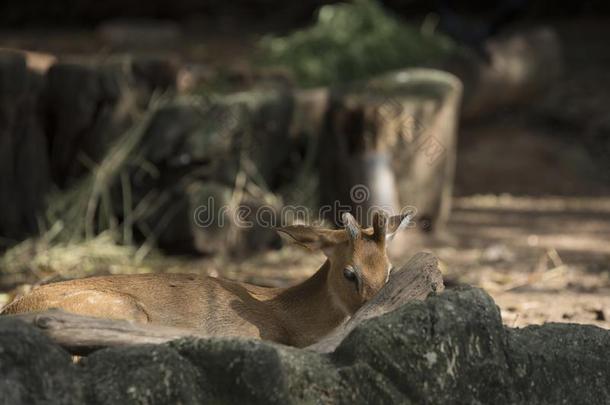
[1,287,608,404]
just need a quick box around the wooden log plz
[4,252,442,355]
[308,251,443,353]
[3,309,206,356]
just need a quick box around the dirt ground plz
[1,18,609,330]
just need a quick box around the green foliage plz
[260,0,457,87]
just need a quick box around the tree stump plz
[0,51,50,243]
[319,68,462,233]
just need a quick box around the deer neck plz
[271,260,350,346]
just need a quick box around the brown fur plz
[1,212,409,347]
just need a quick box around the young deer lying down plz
[1,212,410,347]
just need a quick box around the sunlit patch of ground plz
[428,195,610,329]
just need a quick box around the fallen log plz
[4,251,443,355]
[3,309,206,356]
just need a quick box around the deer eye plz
[343,267,358,283]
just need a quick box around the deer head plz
[277,211,412,314]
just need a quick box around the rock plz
[0,318,80,404]
[331,287,515,403]
[506,322,610,403]
[2,286,607,404]
[172,287,610,403]
[80,345,205,404]
[172,338,344,404]
[0,51,50,242]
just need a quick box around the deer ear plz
[386,212,414,241]
[276,225,349,251]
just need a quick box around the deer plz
[1,211,410,348]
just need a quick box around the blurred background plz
[0,0,608,328]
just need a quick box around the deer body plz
[2,262,348,347]
[1,212,410,347]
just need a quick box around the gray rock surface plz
[0,318,79,404]
[1,286,608,404]
[80,345,205,404]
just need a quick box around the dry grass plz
[0,232,144,282]
[42,96,166,245]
